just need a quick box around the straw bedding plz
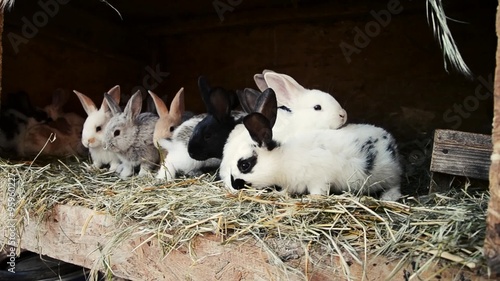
[0,156,488,280]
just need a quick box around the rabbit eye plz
[204,133,212,141]
[314,105,322,111]
[114,130,121,137]
[96,126,102,132]
[237,156,257,174]
[169,126,175,132]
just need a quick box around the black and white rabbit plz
[221,89,402,201]
[187,76,245,161]
[103,91,159,178]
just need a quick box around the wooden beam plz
[484,1,500,277]
[0,204,482,280]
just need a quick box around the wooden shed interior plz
[1,1,500,279]
[1,0,497,189]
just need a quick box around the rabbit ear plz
[169,87,185,124]
[253,74,268,92]
[208,89,233,122]
[51,88,69,110]
[198,75,212,111]
[123,91,143,121]
[104,93,122,116]
[73,90,97,115]
[101,85,121,112]
[243,113,274,148]
[254,88,277,128]
[238,88,261,113]
[148,90,169,118]
[263,72,305,107]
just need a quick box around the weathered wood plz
[0,204,485,281]
[484,1,500,277]
[430,129,492,180]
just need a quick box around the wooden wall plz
[1,0,151,115]
[155,1,496,143]
[1,1,495,140]
[485,1,500,277]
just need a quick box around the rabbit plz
[148,88,185,148]
[103,91,160,178]
[220,89,402,201]
[0,91,51,156]
[256,70,347,136]
[148,86,220,180]
[73,85,121,171]
[156,115,221,181]
[187,76,245,161]
[18,118,88,158]
[44,88,85,131]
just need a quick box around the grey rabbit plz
[103,91,160,178]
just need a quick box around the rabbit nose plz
[231,175,247,190]
[88,137,95,144]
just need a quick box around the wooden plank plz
[0,204,485,281]
[484,1,500,277]
[430,129,492,180]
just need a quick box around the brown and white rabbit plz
[44,88,85,133]
[19,118,88,158]
[150,84,220,181]
[148,88,185,148]
[73,86,121,171]
[103,91,159,178]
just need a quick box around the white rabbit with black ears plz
[222,88,402,201]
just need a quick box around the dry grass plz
[0,157,488,280]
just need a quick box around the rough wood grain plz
[484,1,500,277]
[430,129,492,180]
[0,204,486,281]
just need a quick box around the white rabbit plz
[73,86,121,171]
[220,89,402,201]
[260,70,347,136]
[104,91,159,178]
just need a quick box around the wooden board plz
[430,129,492,180]
[0,204,487,281]
[484,1,500,277]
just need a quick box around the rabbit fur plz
[220,89,402,201]
[148,88,185,148]
[187,76,245,161]
[74,85,121,171]
[104,91,159,178]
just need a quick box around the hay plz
[0,157,488,280]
